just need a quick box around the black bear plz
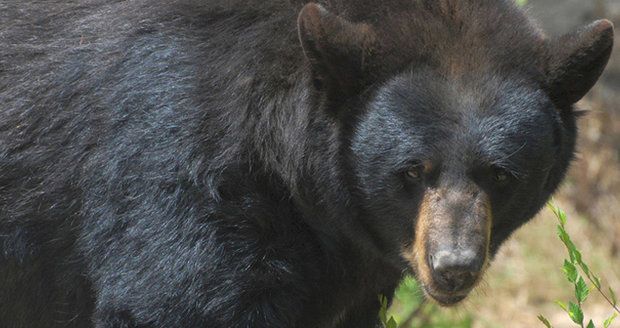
[0,0,614,327]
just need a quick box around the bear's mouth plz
[421,284,470,306]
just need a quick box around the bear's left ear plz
[297,3,376,92]
[546,20,614,109]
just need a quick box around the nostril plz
[460,249,483,273]
[428,254,435,269]
[449,272,475,291]
[430,250,453,271]
[430,249,482,291]
[435,270,475,291]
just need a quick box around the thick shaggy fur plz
[0,0,613,327]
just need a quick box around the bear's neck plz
[243,73,387,262]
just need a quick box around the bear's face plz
[297,2,613,306]
[350,69,561,305]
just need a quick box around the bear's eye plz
[405,165,424,181]
[492,167,511,185]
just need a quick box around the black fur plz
[0,0,613,327]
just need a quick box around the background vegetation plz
[386,0,620,326]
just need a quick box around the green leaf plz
[587,319,595,328]
[609,287,617,306]
[604,312,617,328]
[386,317,399,328]
[568,302,584,325]
[557,226,580,263]
[556,301,568,312]
[592,275,602,289]
[558,209,567,226]
[378,295,388,324]
[575,277,590,303]
[547,200,559,215]
[579,261,591,278]
[515,0,528,7]
[538,315,553,328]
[557,225,569,244]
[563,260,578,283]
[568,250,576,263]
[573,249,583,265]
[548,201,568,226]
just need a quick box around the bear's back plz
[0,0,303,242]
[0,2,310,326]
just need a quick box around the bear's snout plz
[404,185,492,306]
[428,248,483,293]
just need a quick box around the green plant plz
[515,0,528,7]
[538,201,619,328]
[379,295,399,328]
[379,276,472,328]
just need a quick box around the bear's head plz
[297,2,613,305]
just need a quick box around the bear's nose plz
[429,249,482,292]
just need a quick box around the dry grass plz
[468,198,620,328]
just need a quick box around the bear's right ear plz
[546,20,614,109]
[297,3,376,92]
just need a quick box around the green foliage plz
[568,301,584,325]
[538,314,553,328]
[604,313,617,328]
[379,276,472,328]
[564,260,578,283]
[539,201,620,328]
[378,295,389,325]
[379,295,399,328]
[515,0,528,7]
[575,277,590,304]
[386,317,398,328]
